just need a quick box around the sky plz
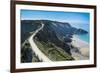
[21,9,90,31]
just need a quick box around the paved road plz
[28,23,52,62]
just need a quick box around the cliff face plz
[31,20,88,55]
[21,20,88,61]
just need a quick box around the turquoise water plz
[75,33,89,43]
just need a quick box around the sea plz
[75,33,89,43]
[71,23,90,43]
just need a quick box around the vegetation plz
[21,20,88,62]
[21,42,41,63]
[34,39,74,61]
[21,20,42,43]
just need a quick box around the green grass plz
[34,40,74,61]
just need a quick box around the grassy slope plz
[34,39,74,61]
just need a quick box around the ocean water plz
[71,23,90,43]
[75,33,89,43]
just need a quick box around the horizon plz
[21,9,90,32]
[21,9,90,23]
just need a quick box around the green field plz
[34,40,74,61]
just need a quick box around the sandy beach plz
[71,35,89,60]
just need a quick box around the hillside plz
[21,20,88,62]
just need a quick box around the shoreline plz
[71,35,89,48]
[71,35,89,60]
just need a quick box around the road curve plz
[28,22,52,62]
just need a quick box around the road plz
[28,22,52,62]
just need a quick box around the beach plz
[71,35,89,60]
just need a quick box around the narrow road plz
[28,22,52,62]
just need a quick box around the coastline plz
[71,35,89,60]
